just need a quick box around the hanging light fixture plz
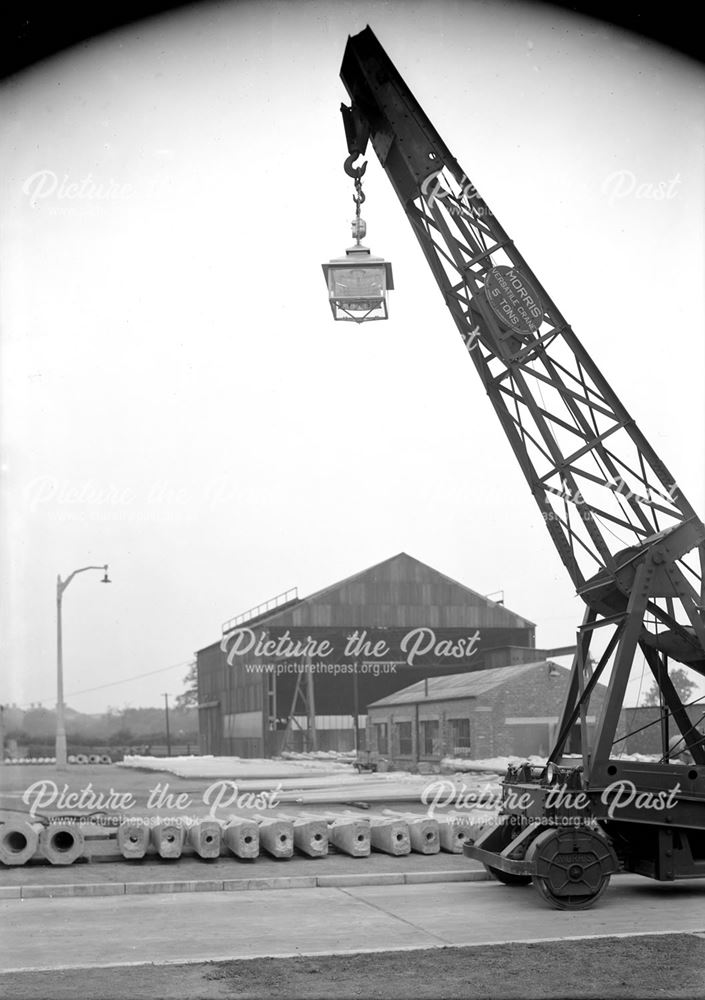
[322,155,394,323]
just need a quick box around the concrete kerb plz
[6,869,492,900]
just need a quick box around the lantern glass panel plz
[328,266,385,300]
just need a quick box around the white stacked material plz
[277,750,357,763]
[117,756,502,805]
[118,755,355,780]
[277,772,500,806]
[441,752,662,772]
[614,752,660,762]
[440,754,548,775]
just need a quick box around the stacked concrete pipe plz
[117,820,150,859]
[222,817,260,859]
[187,819,222,859]
[39,821,85,865]
[305,812,371,856]
[0,819,44,866]
[276,813,328,858]
[340,810,411,856]
[382,810,441,854]
[150,820,185,859]
[251,815,294,858]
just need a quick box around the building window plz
[448,718,471,751]
[375,723,388,755]
[419,719,440,757]
[395,721,413,756]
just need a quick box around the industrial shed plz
[196,552,537,757]
[367,659,612,765]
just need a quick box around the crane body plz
[338,26,705,908]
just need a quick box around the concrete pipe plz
[75,754,88,764]
[187,820,222,859]
[319,816,371,857]
[117,821,150,859]
[0,820,43,866]
[39,822,85,865]
[151,820,185,859]
[368,818,411,856]
[88,754,101,764]
[277,815,328,858]
[381,810,440,854]
[99,754,112,764]
[254,817,294,858]
[223,817,260,859]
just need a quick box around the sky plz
[1,0,704,715]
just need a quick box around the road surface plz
[1,875,703,973]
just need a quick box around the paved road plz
[2,875,704,973]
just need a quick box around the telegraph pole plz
[163,693,172,757]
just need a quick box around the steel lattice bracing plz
[340,28,705,696]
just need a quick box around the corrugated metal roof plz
[199,553,536,654]
[368,660,563,707]
[217,553,534,634]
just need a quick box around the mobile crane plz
[332,26,705,908]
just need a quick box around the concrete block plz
[187,820,222,859]
[39,822,85,865]
[223,818,260,859]
[150,820,185,859]
[117,821,150,860]
[0,820,42,866]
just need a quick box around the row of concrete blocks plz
[0,810,470,866]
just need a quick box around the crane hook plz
[344,153,368,180]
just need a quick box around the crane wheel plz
[485,865,532,886]
[525,826,618,910]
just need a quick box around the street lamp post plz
[56,564,111,769]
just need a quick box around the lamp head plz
[101,565,111,584]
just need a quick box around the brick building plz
[367,657,611,765]
[619,704,704,757]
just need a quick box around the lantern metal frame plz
[321,243,394,323]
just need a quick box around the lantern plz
[322,243,394,323]
[323,152,394,323]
